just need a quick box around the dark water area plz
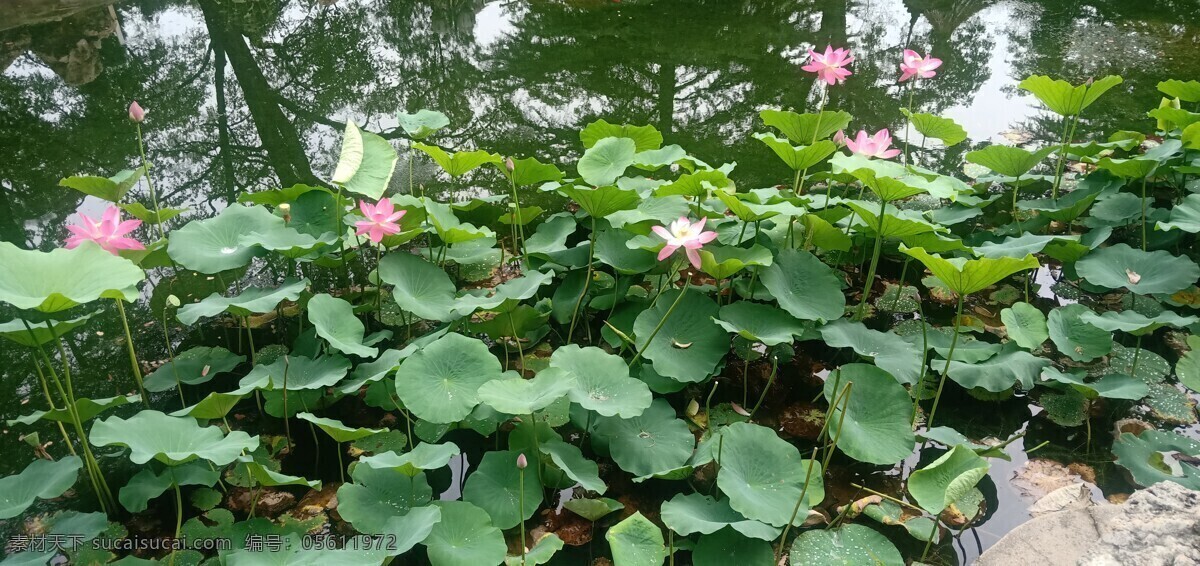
[2,0,1200,563]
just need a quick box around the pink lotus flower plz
[354,197,405,244]
[65,206,145,255]
[845,129,902,160]
[652,217,718,269]
[129,101,145,123]
[832,129,849,147]
[899,50,942,82]
[516,453,528,469]
[802,45,854,86]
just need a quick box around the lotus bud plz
[516,453,528,469]
[279,203,292,223]
[685,399,700,417]
[129,101,145,123]
[505,157,515,172]
[167,294,181,308]
[1085,77,1094,87]
[731,402,751,417]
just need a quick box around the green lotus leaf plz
[221,533,389,565]
[1158,79,1200,102]
[900,245,1039,296]
[608,194,691,230]
[0,312,99,347]
[240,225,337,259]
[424,501,507,566]
[1089,193,1145,227]
[539,439,605,494]
[965,145,1056,177]
[170,390,247,420]
[1184,121,1200,149]
[144,346,245,392]
[822,364,916,464]
[336,462,433,534]
[908,444,990,513]
[859,499,943,543]
[120,461,217,513]
[631,290,728,383]
[580,120,663,152]
[716,422,824,527]
[397,109,450,139]
[238,355,350,391]
[1077,244,1199,295]
[842,200,943,238]
[0,456,82,519]
[1179,335,1200,393]
[177,278,308,325]
[0,241,144,313]
[830,153,967,200]
[329,120,397,199]
[788,524,904,566]
[1048,304,1114,362]
[801,213,853,251]
[691,527,774,566]
[413,143,500,178]
[118,202,187,225]
[378,251,458,321]
[525,213,577,256]
[9,394,140,426]
[759,109,852,143]
[479,369,574,416]
[1145,383,1196,424]
[506,533,564,566]
[698,245,773,280]
[973,233,1079,259]
[902,110,968,146]
[660,493,780,541]
[1018,75,1123,116]
[1040,368,1149,400]
[819,321,921,385]
[754,133,837,171]
[1000,301,1049,350]
[561,185,641,218]
[547,345,652,417]
[167,204,283,273]
[307,293,378,358]
[714,301,808,347]
[943,343,1050,392]
[1094,156,1158,179]
[592,399,694,480]
[359,442,460,478]
[653,169,731,197]
[1112,430,1200,490]
[1080,310,1198,335]
[563,498,624,521]
[462,450,543,529]
[577,137,637,187]
[761,249,846,322]
[90,410,259,466]
[58,166,146,202]
[395,333,504,423]
[498,156,565,187]
[606,512,667,566]
[594,228,657,273]
[714,191,804,223]
[1017,184,1103,222]
[295,412,384,444]
[1156,194,1200,233]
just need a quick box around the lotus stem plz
[855,198,889,319]
[668,530,675,566]
[848,483,923,512]
[1131,334,1144,377]
[748,355,778,419]
[248,483,260,518]
[567,217,598,342]
[902,80,915,166]
[822,381,853,472]
[114,299,147,400]
[509,173,527,257]
[628,276,692,367]
[1050,114,1079,200]
[742,356,750,406]
[161,309,184,408]
[337,442,345,484]
[509,316,526,374]
[920,516,942,561]
[926,294,965,429]
[30,355,76,456]
[242,316,257,365]
[135,122,169,241]
[519,465,527,566]
[891,258,911,312]
[799,85,827,196]
[170,473,183,566]
[775,446,820,563]
[527,413,545,488]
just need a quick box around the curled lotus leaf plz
[1113,430,1200,490]
[0,241,144,313]
[0,456,82,519]
[177,278,308,325]
[167,204,284,273]
[90,410,259,466]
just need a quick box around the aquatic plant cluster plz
[2,47,1199,565]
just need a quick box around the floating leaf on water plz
[606,512,667,566]
[1077,244,1200,296]
[462,450,544,529]
[563,497,624,522]
[0,456,82,519]
[660,492,780,541]
[1047,304,1113,362]
[591,399,694,480]
[714,422,824,527]
[1144,383,1197,425]
[822,364,917,464]
[908,444,990,513]
[1112,430,1200,490]
[788,523,904,566]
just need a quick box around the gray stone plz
[977,481,1200,566]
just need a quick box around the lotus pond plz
[3,1,1200,565]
